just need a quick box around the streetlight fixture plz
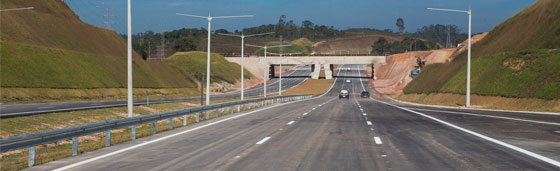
[246,43,291,97]
[266,51,302,95]
[427,7,472,107]
[218,32,274,100]
[176,13,253,105]
[0,7,34,12]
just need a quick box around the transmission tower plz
[103,8,115,31]
[446,24,452,48]
[156,30,166,60]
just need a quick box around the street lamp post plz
[176,13,253,105]
[0,7,33,12]
[246,43,290,97]
[267,52,301,95]
[428,7,472,107]
[218,32,274,100]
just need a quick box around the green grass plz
[404,0,560,99]
[252,38,314,55]
[440,49,560,99]
[165,51,253,84]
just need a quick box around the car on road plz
[361,91,370,98]
[339,90,349,99]
[346,80,351,83]
[347,68,351,71]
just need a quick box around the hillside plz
[0,0,198,89]
[165,51,252,84]
[251,38,315,55]
[404,0,560,100]
[313,35,403,54]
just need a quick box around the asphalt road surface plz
[29,64,560,171]
[0,65,312,117]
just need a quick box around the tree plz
[396,18,405,34]
[302,20,314,29]
[173,38,197,52]
[371,37,390,55]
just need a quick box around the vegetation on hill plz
[371,37,440,55]
[0,0,244,90]
[404,0,560,100]
[250,38,314,55]
[165,52,253,84]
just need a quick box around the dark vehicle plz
[361,91,370,98]
[339,90,349,99]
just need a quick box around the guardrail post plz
[132,126,136,140]
[105,130,111,147]
[183,115,187,126]
[248,103,251,110]
[72,137,78,156]
[205,111,209,120]
[169,118,174,129]
[223,107,227,115]
[152,121,157,134]
[215,109,219,118]
[237,105,241,112]
[243,104,246,111]
[196,112,199,123]
[230,106,234,114]
[28,147,35,167]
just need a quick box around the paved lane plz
[29,65,560,171]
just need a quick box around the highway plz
[0,65,312,117]
[29,64,560,171]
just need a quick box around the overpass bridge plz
[225,54,386,79]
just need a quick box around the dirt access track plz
[371,33,488,96]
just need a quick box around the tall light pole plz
[218,32,274,100]
[176,13,253,105]
[126,0,135,138]
[246,43,290,97]
[428,7,472,107]
[0,7,33,12]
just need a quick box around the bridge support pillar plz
[311,63,333,79]
[325,63,333,79]
[312,63,321,79]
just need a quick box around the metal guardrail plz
[0,94,312,167]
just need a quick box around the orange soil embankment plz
[370,33,488,97]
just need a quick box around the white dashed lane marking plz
[287,121,295,125]
[363,113,367,116]
[366,121,373,126]
[256,137,271,145]
[374,137,382,144]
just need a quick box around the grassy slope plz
[404,0,560,99]
[252,38,314,55]
[0,0,197,89]
[165,51,253,84]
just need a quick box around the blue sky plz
[66,0,536,35]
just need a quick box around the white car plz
[346,80,351,83]
[347,68,351,70]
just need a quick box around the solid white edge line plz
[391,98,560,116]
[53,97,308,171]
[287,121,295,125]
[410,108,560,126]
[366,121,373,126]
[256,137,271,145]
[372,98,560,168]
[374,137,382,145]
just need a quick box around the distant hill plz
[404,0,560,99]
[0,0,241,89]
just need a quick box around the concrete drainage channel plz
[0,94,312,170]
